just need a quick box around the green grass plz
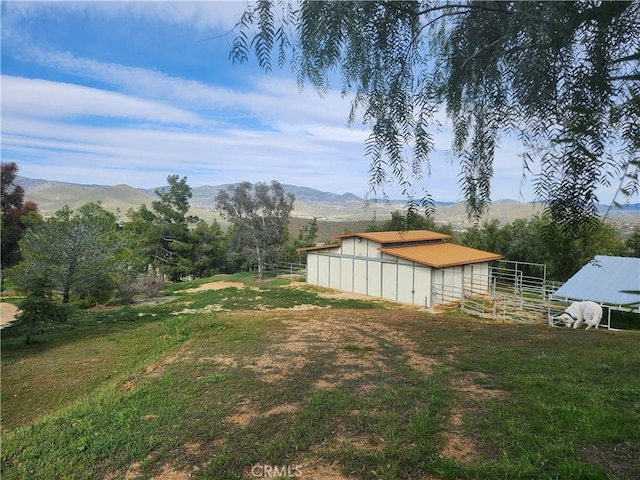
[2,276,639,479]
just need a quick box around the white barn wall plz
[367,240,380,258]
[307,253,319,285]
[354,260,368,295]
[354,238,367,257]
[305,242,492,308]
[381,262,397,301]
[341,258,353,292]
[368,260,382,297]
[317,254,330,287]
[466,263,490,295]
[329,256,341,289]
[397,263,415,304]
[414,266,431,307]
[451,266,465,297]
[341,238,356,256]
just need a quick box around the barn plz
[299,230,502,308]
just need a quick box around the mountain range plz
[17,176,639,230]
[17,176,429,221]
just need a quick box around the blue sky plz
[0,1,625,204]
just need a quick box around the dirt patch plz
[254,314,387,386]
[144,349,183,377]
[441,371,508,465]
[120,345,191,393]
[0,302,20,328]
[243,457,353,480]
[199,355,238,368]
[118,462,191,480]
[152,464,191,480]
[224,310,446,434]
[441,429,478,465]
[294,458,355,480]
[184,442,203,456]
[226,400,259,427]
[269,304,331,311]
[125,309,499,473]
[282,283,409,308]
[579,441,640,479]
[451,372,507,400]
[183,281,244,293]
[171,304,227,315]
[119,380,136,393]
[265,402,301,416]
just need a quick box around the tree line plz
[370,209,639,281]
[1,164,316,340]
[2,162,638,341]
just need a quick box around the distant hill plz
[20,177,155,218]
[16,176,639,229]
[157,183,364,207]
[15,176,106,193]
[18,177,384,222]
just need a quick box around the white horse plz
[557,301,603,329]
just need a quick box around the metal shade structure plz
[552,255,640,308]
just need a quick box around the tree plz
[459,214,627,281]
[14,203,122,304]
[1,163,39,279]
[151,175,198,281]
[188,219,227,278]
[230,1,639,230]
[626,224,640,257]
[124,175,197,282]
[281,217,319,263]
[110,237,148,304]
[216,181,295,279]
[11,272,69,344]
[369,209,453,234]
[152,174,196,226]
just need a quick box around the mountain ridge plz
[15,176,639,227]
[18,176,367,205]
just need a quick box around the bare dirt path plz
[182,281,245,293]
[0,302,19,329]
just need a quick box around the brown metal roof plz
[379,243,502,268]
[296,243,340,253]
[334,230,451,244]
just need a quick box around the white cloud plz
[12,45,361,132]
[1,76,203,126]
[6,2,625,204]
[0,70,545,201]
[1,1,246,32]
[1,109,373,195]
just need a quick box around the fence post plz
[461,290,465,313]
[492,297,497,320]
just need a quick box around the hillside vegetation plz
[2,274,639,480]
[23,176,640,229]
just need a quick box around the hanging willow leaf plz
[228,0,639,229]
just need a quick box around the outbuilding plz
[552,255,640,308]
[299,230,502,308]
[550,255,640,328]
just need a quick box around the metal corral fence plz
[446,259,576,325]
[454,260,632,329]
[260,261,306,278]
[548,292,640,330]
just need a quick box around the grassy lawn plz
[1,274,639,479]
